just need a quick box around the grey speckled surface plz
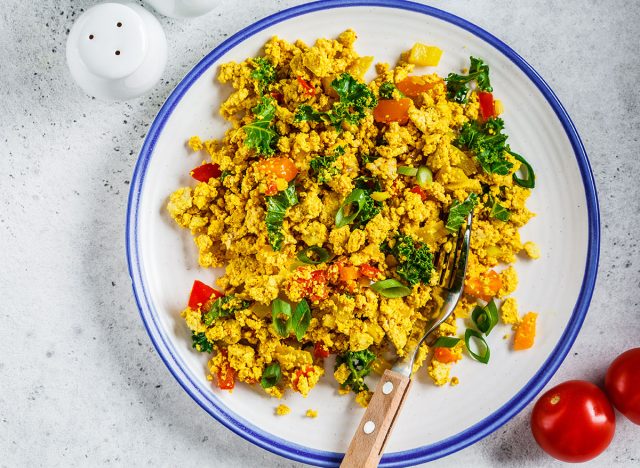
[1,0,639,466]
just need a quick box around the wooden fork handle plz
[340,369,412,468]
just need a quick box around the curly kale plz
[191,331,212,353]
[294,73,377,129]
[203,295,251,325]
[242,96,278,156]
[309,146,344,184]
[335,349,376,393]
[387,234,434,286]
[454,117,513,175]
[250,57,276,94]
[445,56,492,103]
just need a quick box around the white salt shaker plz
[66,2,167,100]
[143,0,217,18]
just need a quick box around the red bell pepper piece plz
[190,163,221,182]
[216,349,236,390]
[270,91,284,103]
[297,76,316,96]
[410,185,427,201]
[359,264,381,279]
[478,91,496,121]
[313,342,330,359]
[188,280,223,310]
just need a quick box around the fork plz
[340,212,473,468]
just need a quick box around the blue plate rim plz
[125,0,600,466]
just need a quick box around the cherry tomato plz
[359,264,381,280]
[605,347,640,424]
[190,163,221,182]
[396,76,441,97]
[257,157,298,182]
[464,269,502,302]
[531,380,615,462]
[373,98,412,124]
[434,347,461,364]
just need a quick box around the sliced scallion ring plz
[510,151,535,189]
[416,166,433,188]
[397,166,418,176]
[335,188,367,228]
[271,298,291,337]
[370,279,411,298]
[297,246,331,265]
[432,336,461,348]
[465,328,490,364]
[471,299,499,335]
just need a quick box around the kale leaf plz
[379,81,403,99]
[335,349,376,393]
[250,57,276,94]
[445,56,492,103]
[294,73,377,129]
[242,96,278,156]
[387,234,434,286]
[309,146,344,184]
[445,193,478,233]
[488,194,510,222]
[265,182,298,251]
[191,331,212,353]
[203,295,251,325]
[455,117,513,175]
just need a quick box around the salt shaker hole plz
[89,34,94,40]
[117,22,122,27]
[115,50,121,56]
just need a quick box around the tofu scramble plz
[167,30,540,406]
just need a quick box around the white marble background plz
[1,0,639,466]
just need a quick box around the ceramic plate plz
[126,1,599,466]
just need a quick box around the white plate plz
[126,1,599,466]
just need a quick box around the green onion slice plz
[465,328,490,364]
[335,189,367,228]
[432,336,461,348]
[271,298,291,337]
[397,166,418,176]
[472,299,499,335]
[296,246,331,265]
[370,279,412,298]
[510,152,535,189]
[260,362,282,389]
[416,166,433,188]
[291,299,311,341]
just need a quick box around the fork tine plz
[437,212,473,290]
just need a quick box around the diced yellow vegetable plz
[347,56,374,79]
[370,191,390,202]
[408,43,443,66]
[494,99,504,116]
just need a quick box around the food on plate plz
[275,404,291,416]
[530,380,616,462]
[605,347,640,424]
[167,30,539,404]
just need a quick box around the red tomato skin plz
[188,280,223,310]
[531,380,615,463]
[313,342,330,359]
[605,347,640,424]
[477,91,495,120]
[190,163,221,182]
